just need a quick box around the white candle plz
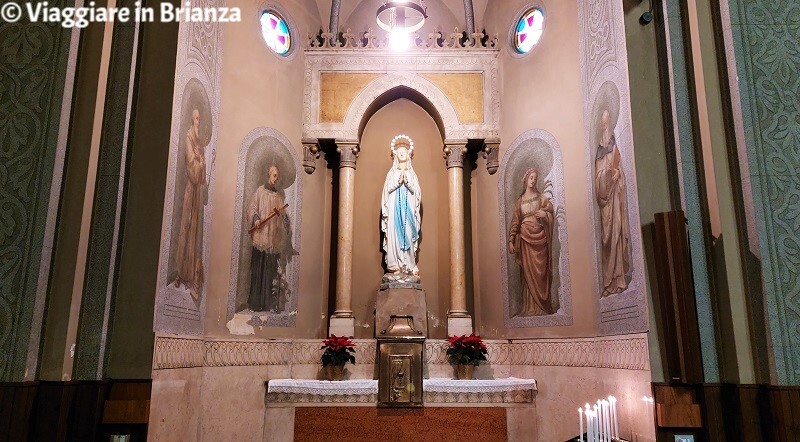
[586,404,593,442]
[579,407,584,442]
[603,400,610,442]
[593,405,599,442]
[596,401,602,441]
[609,396,618,439]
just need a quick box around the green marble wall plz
[728,0,800,385]
[663,0,721,382]
[72,7,139,381]
[0,4,72,381]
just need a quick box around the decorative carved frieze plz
[153,336,206,369]
[155,335,649,371]
[426,389,533,404]
[308,27,499,50]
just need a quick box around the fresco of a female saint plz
[508,168,555,316]
[595,109,631,297]
[381,135,422,276]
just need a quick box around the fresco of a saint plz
[508,168,555,316]
[594,109,631,297]
[172,108,208,300]
[246,164,292,312]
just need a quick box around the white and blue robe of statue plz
[380,158,422,275]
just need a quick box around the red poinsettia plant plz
[320,335,356,367]
[446,333,488,366]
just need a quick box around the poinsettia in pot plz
[446,333,488,380]
[320,335,356,381]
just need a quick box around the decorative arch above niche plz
[302,51,500,141]
[226,128,303,333]
[498,130,573,328]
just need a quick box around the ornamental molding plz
[153,334,649,371]
[302,51,500,141]
[153,336,206,369]
[307,27,499,50]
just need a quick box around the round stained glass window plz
[261,11,291,55]
[514,8,544,54]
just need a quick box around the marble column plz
[443,140,472,336]
[330,140,359,337]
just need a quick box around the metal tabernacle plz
[377,315,425,408]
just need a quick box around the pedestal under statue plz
[376,134,427,336]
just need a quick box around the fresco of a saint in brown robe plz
[173,108,207,301]
[595,109,631,297]
[508,168,555,316]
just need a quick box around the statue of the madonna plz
[381,134,422,276]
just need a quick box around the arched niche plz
[350,99,451,339]
[344,72,459,141]
[356,86,446,142]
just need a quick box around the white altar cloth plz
[267,379,378,395]
[266,378,536,396]
[424,378,537,393]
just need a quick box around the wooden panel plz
[653,211,704,383]
[791,389,800,440]
[295,407,507,441]
[700,384,726,440]
[8,383,37,441]
[29,381,77,441]
[69,380,108,440]
[654,384,696,404]
[108,380,152,400]
[656,403,702,428]
[0,384,15,438]
[737,385,762,441]
[103,400,151,424]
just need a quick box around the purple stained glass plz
[514,8,544,54]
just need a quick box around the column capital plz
[482,138,500,175]
[335,139,360,169]
[443,140,468,169]
[301,138,320,174]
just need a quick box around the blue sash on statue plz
[394,184,418,251]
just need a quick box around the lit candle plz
[586,403,593,442]
[603,400,610,442]
[609,396,618,439]
[593,404,599,442]
[596,401,602,441]
[579,407,584,442]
